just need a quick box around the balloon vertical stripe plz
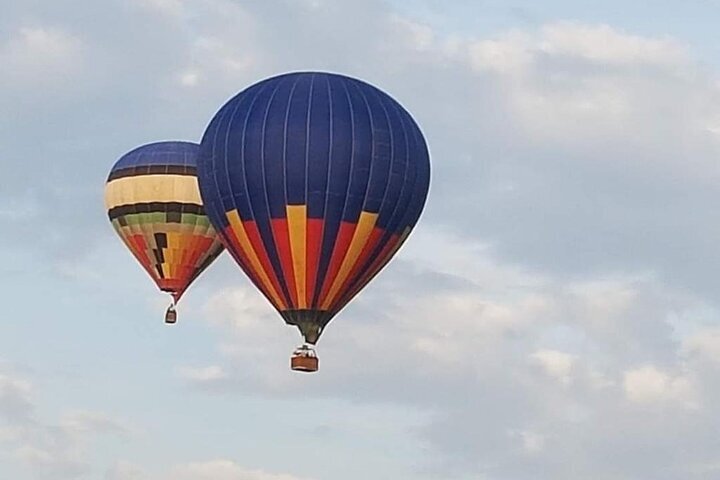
[286,205,308,308]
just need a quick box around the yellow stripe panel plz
[104,174,202,210]
[286,205,307,309]
[321,211,378,310]
[338,226,413,313]
[226,210,287,310]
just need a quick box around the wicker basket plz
[291,355,319,372]
[164,307,177,324]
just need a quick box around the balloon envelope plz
[198,72,430,343]
[105,141,224,303]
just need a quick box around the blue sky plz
[2,1,720,479]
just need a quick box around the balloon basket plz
[291,344,318,373]
[165,305,177,324]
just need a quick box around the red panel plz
[334,233,402,313]
[159,278,182,292]
[334,226,385,305]
[179,264,191,286]
[317,221,357,308]
[178,246,189,274]
[305,218,324,308]
[186,236,199,265]
[271,218,298,308]
[193,237,213,267]
[182,236,204,285]
[127,234,158,282]
[186,226,203,271]
[179,245,193,288]
[129,235,151,266]
[222,225,275,303]
[243,220,289,309]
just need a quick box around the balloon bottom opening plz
[291,344,318,373]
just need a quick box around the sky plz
[1,0,720,479]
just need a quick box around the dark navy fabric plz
[361,85,392,215]
[111,141,199,172]
[284,75,311,206]
[342,79,373,223]
[306,76,331,219]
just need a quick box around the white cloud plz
[468,33,534,74]
[516,430,545,454]
[624,366,671,402]
[566,278,639,318]
[623,365,697,407]
[300,0,322,10]
[178,365,228,384]
[165,2,261,96]
[389,16,435,52]
[0,27,84,86]
[166,460,309,480]
[187,35,256,76]
[0,371,34,421]
[531,349,576,385]
[104,459,311,480]
[12,444,87,477]
[134,0,186,18]
[466,23,686,75]
[0,365,132,478]
[106,461,147,480]
[59,410,133,436]
[683,328,720,363]
[538,22,687,66]
[179,71,200,87]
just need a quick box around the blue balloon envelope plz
[197,72,430,370]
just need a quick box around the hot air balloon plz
[105,141,224,323]
[197,72,430,372]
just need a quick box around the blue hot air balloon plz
[197,72,430,371]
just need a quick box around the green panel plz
[195,216,210,228]
[113,212,218,242]
[123,213,148,225]
[180,213,201,225]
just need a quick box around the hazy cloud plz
[0,365,132,478]
[166,460,310,480]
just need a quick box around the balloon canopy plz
[197,72,430,359]
[105,141,224,322]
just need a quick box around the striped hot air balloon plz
[197,72,430,371]
[105,141,224,323]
